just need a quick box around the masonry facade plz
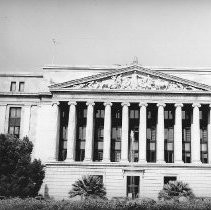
[1,61,211,199]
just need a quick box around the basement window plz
[164,176,177,184]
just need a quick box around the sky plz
[1,0,211,72]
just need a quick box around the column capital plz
[139,102,148,107]
[209,104,211,108]
[156,102,166,107]
[103,101,113,107]
[52,101,60,106]
[68,101,77,106]
[86,101,95,106]
[192,103,201,108]
[175,103,183,108]
[121,102,130,107]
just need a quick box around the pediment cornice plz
[49,64,211,92]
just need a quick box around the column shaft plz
[21,105,31,138]
[121,102,130,163]
[0,105,7,134]
[84,101,95,162]
[156,103,165,163]
[191,103,201,164]
[138,103,147,163]
[49,102,60,161]
[66,101,77,162]
[208,105,211,164]
[174,104,183,163]
[103,102,112,162]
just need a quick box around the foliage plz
[0,134,45,198]
[69,175,106,199]
[2,197,211,210]
[158,181,195,201]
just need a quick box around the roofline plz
[0,73,43,78]
[43,64,211,72]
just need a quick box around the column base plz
[156,160,166,164]
[65,158,75,163]
[174,160,184,164]
[48,157,57,162]
[138,160,147,164]
[120,160,129,164]
[192,160,202,164]
[102,159,111,163]
[83,158,92,163]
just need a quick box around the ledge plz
[45,161,211,169]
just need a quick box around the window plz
[111,105,122,162]
[129,107,139,162]
[76,104,87,161]
[200,127,208,163]
[19,82,25,92]
[164,176,177,184]
[8,107,21,138]
[182,108,191,163]
[94,106,104,161]
[58,103,68,161]
[10,82,16,92]
[147,106,157,162]
[127,176,139,199]
[164,127,174,163]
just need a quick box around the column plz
[103,102,112,162]
[0,104,7,134]
[191,103,201,164]
[84,101,95,162]
[121,102,130,163]
[65,101,77,162]
[174,103,183,164]
[156,103,166,163]
[208,105,211,164]
[21,105,31,138]
[49,102,60,161]
[138,103,147,163]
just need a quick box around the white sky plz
[1,0,211,72]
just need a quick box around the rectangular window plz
[127,176,139,199]
[8,107,21,138]
[164,176,177,184]
[94,106,104,161]
[10,82,16,92]
[58,103,69,161]
[111,105,122,162]
[164,127,174,163]
[19,82,25,92]
[200,127,208,163]
[147,127,156,162]
[76,105,87,161]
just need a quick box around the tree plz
[0,134,45,198]
[158,181,195,201]
[69,175,106,199]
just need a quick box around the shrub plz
[69,175,106,200]
[0,134,45,198]
[158,181,195,201]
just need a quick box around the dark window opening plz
[182,106,191,163]
[76,103,87,161]
[93,104,104,161]
[147,104,157,162]
[19,82,25,92]
[58,102,69,161]
[8,107,21,138]
[111,103,122,162]
[200,106,208,163]
[129,105,139,162]
[127,176,139,199]
[10,82,16,92]
[164,176,177,184]
[164,106,174,163]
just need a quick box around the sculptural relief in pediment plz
[71,72,201,91]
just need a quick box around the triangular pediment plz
[49,65,211,92]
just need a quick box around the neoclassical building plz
[1,59,211,199]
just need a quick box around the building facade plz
[1,60,211,199]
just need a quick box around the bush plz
[69,175,106,200]
[158,181,195,201]
[0,134,45,198]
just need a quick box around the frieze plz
[71,72,201,91]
